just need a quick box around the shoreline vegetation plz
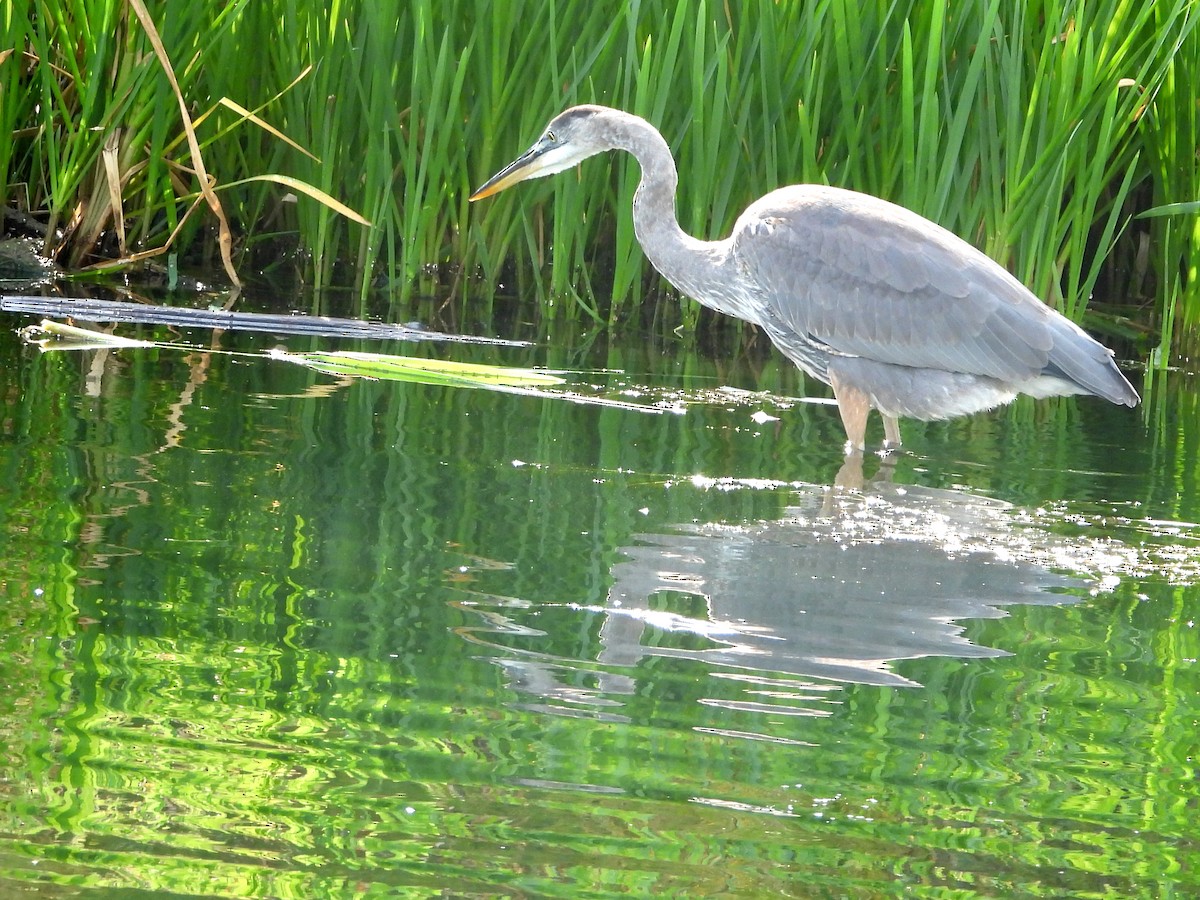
[1,1,1197,359]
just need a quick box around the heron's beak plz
[469,145,547,201]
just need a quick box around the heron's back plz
[729,185,1138,413]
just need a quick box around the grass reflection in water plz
[0,322,1196,896]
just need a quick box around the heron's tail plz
[1044,322,1140,406]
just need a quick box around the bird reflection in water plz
[452,481,1090,725]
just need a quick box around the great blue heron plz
[470,105,1139,450]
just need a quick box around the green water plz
[0,309,1197,897]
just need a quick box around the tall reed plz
[6,2,253,270]
[2,1,1197,354]
[1135,8,1200,361]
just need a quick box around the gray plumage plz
[470,105,1139,449]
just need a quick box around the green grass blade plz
[273,350,566,388]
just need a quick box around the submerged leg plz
[882,414,902,449]
[829,372,871,452]
[833,451,865,490]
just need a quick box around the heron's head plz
[469,106,611,201]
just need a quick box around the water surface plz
[0,307,1197,897]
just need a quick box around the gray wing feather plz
[733,185,1136,404]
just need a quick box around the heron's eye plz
[546,130,557,142]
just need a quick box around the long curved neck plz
[608,114,742,317]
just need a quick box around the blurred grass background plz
[1,0,1197,358]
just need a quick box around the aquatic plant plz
[1,0,1197,356]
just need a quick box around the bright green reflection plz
[0,322,1197,897]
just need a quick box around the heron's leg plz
[833,452,865,490]
[882,415,902,449]
[828,372,870,452]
